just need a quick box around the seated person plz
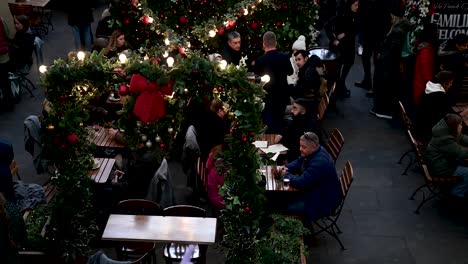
[278,132,342,222]
[206,144,225,211]
[105,29,128,58]
[292,52,324,110]
[424,114,468,198]
[415,71,456,142]
[283,98,322,161]
[196,99,230,162]
[8,15,35,72]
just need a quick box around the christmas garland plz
[405,0,436,46]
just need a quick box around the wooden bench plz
[22,181,57,220]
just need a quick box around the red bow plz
[129,74,174,124]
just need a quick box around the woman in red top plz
[413,23,439,107]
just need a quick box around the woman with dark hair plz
[413,23,439,107]
[330,0,359,99]
[424,114,468,198]
[9,15,35,72]
[415,71,455,142]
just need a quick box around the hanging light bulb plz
[187,42,191,48]
[163,51,169,58]
[39,65,47,73]
[219,60,227,70]
[167,57,174,67]
[77,51,85,61]
[144,55,149,60]
[243,8,249,15]
[147,16,154,23]
[119,53,127,64]
[260,74,270,83]
[209,30,216,38]
[164,38,170,45]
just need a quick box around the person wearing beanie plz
[287,35,307,85]
[330,0,359,99]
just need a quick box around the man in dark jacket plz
[255,31,294,138]
[220,31,242,65]
[67,0,95,51]
[293,52,323,109]
[279,132,342,222]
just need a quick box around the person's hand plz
[460,108,468,117]
[277,166,288,172]
[337,33,345,40]
[113,170,125,183]
[274,134,283,144]
[332,39,340,47]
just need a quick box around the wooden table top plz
[261,165,297,192]
[106,95,128,105]
[89,127,126,148]
[90,158,115,183]
[102,214,217,244]
[11,0,50,7]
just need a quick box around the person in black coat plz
[331,0,359,98]
[292,52,323,112]
[220,31,242,65]
[254,31,294,139]
[9,15,35,71]
[67,0,95,51]
[415,71,456,142]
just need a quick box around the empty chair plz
[313,160,353,250]
[325,128,344,163]
[116,199,162,263]
[163,205,207,263]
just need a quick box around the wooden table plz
[106,95,128,105]
[452,105,468,126]
[12,0,50,7]
[102,214,217,244]
[261,165,297,192]
[90,158,115,183]
[89,127,126,148]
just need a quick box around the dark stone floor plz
[2,2,468,263]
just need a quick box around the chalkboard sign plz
[430,1,468,40]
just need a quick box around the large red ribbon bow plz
[129,74,174,124]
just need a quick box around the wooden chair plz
[8,3,47,37]
[407,130,459,214]
[116,199,162,263]
[317,93,329,122]
[325,128,344,163]
[313,160,353,250]
[197,157,208,193]
[163,205,207,263]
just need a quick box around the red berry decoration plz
[250,21,259,30]
[217,27,225,35]
[276,21,282,27]
[118,84,129,96]
[67,133,79,145]
[60,143,67,151]
[124,18,130,25]
[160,143,166,149]
[244,206,251,212]
[217,86,223,92]
[142,16,152,24]
[242,136,248,142]
[179,16,187,25]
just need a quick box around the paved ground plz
[2,2,468,263]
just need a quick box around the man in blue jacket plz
[279,132,342,222]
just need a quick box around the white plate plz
[92,159,101,170]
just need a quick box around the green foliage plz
[260,215,310,264]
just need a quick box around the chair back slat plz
[163,205,206,217]
[339,161,353,197]
[407,130,424,167]
[317,94,329,121]
[325,128,344,162]
[398,101,411,131]
[117,199,162,215]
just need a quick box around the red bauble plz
[249,132,255,137]
[217,27,225,35]
[250,21,259,30]
[244,206,251,212]
[142,16,152,24]
[118,84,129,96]
[242,136,248,142]
[276,22,282,27]
[160,143,166,149]
[217,86,223,92]
[228,20,236,27]
[179,16,187,25]
[67,133,79,145]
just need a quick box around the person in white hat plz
[288,35,307,86]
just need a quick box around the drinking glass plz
[283,178,290,190]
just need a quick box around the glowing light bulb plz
[260,74,270,83]
[243,8,249,15]
[147,16,154,23]
[39,65,47,73]
[187,42,191,48]
[144,55,149,60]
[164,38,170,45]
[219,60,227,70]
[163,51,169,58]
[209,30,216,38]
[167,57,174,67]
[77,51,85,61]
[119,53,127,64]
